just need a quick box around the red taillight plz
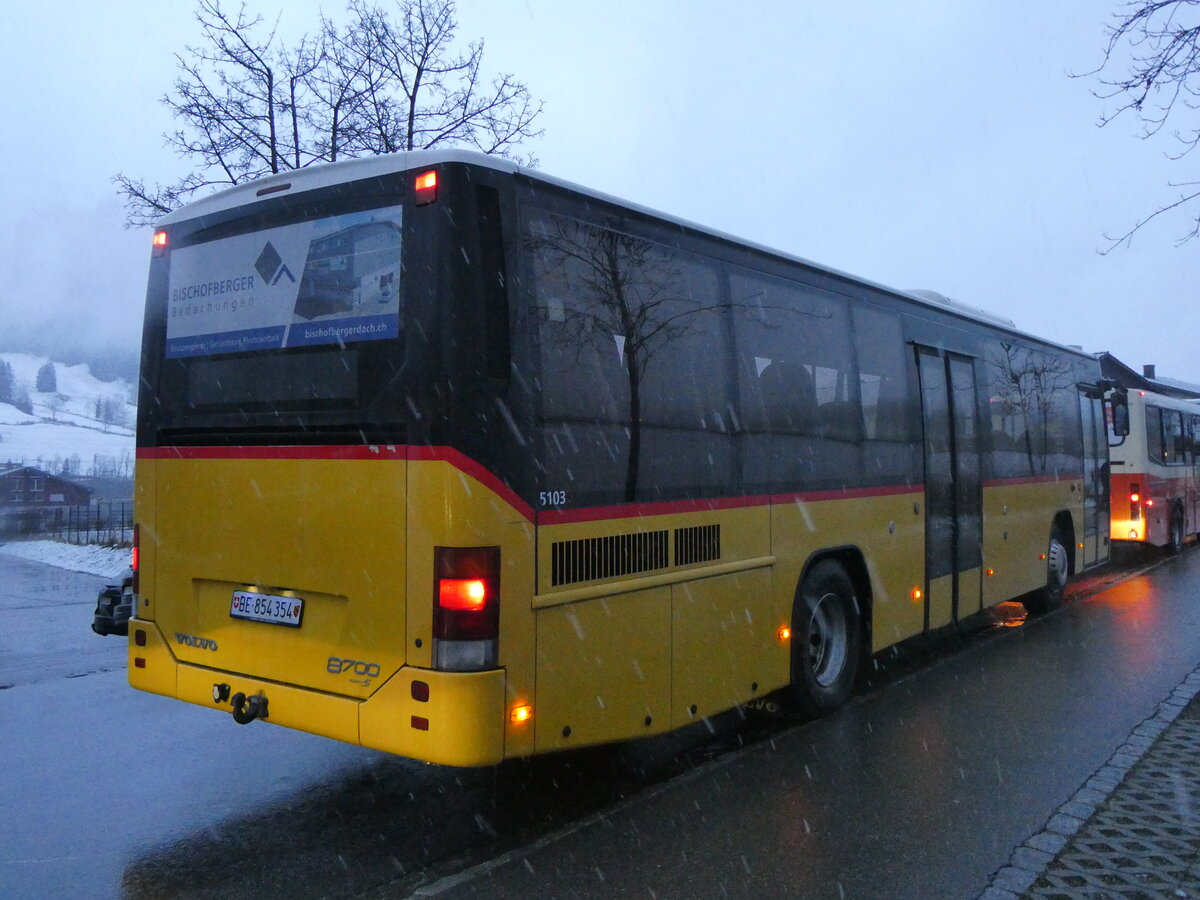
[438,578,488,610]
[433,547,499,670]
[151,231,168,257]
[131,524,140,595]
[1130,483,1142,522]
[414,169,438,205]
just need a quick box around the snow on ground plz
[0,352,135,468]
[0,540,130,579]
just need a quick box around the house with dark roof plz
[1098,353,1200,400]
[0,464,93,508]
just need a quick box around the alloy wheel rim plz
[807,591,848,687]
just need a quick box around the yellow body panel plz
[142,455,408,695]
[981,480,1079,606]
[127,617,176,697]
[670,567,781,725]
[534,586,672,752]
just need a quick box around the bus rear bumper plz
[127,618,507,767]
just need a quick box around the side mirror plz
[1107,392,1130,438]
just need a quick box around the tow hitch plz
[213,683,269,724]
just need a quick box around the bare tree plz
[114,0,543,226]
[1085,1,1200,248]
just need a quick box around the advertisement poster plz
[166,206,403,358]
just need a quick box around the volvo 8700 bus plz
[129,150,1117,766]
[1109,389,1198,552]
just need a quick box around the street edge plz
[977,660,1200,899]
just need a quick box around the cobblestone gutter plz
[982,666,1200,899]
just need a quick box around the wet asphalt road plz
[3,547,1199,899]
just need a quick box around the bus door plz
[1078,390,1110,567]
[916,348,983,629]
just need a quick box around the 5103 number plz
[539,490,567,507]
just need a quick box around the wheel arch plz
[1053,510,1077,577]
[796,545,874,664]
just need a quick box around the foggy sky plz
[3,1,1195,383]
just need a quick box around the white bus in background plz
[1109,389,1200,553]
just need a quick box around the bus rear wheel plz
[788,560,862,717]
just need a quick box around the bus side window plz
[730,269,859,442]
[1146,407,1165,464]
[851,305,910,441]
[475,186,510,381]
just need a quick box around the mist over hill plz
[0,324,139,385]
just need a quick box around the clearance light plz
[911,587,923,602]
[1039,553,1047,560]
[151,230,168,257]
[510,704,533,724]
[777,625,792,642]
[414,169,438,205]
[1146,499,1155,508]
[1078,542,1085,549]
[986,568,995,577]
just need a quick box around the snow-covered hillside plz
[0,353,135,472]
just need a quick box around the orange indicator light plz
[510,704,533,724]
[911,587,923,602]
[1039,553,1047,560]
[1146,499,1155,508]
[986,568,995,577]
[777,625,792,642]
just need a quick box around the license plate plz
[230,590,303,627]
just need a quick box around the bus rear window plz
[186,351,359,406]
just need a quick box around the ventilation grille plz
[551,530,669,587]
[675,524,721,566]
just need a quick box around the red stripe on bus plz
[137,444,534,521]
[136,445,406,461]
[982,475,1080,488]
[538,484,924,525]
[538,494,776,525]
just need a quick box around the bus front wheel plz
[1025,525,1069,615]
[788,560,862,717]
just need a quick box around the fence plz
[0,501,133,545]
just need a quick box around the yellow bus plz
[128,150,1117,766]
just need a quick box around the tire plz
[1024,525,1069,615]
[788,560,862,717]
[1167,505,1185,555]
